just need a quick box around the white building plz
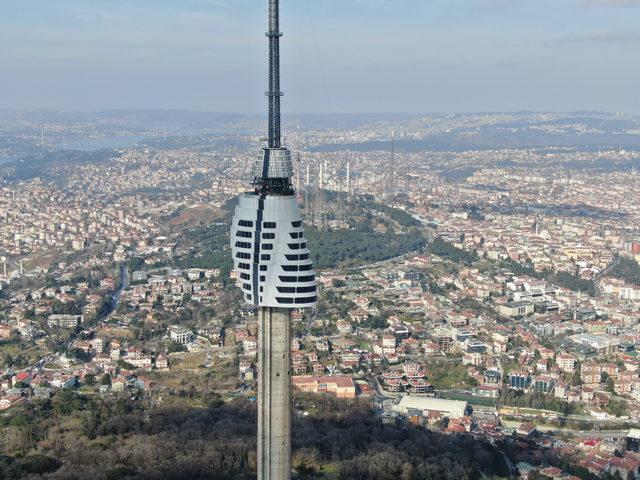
[393,395,468,419]
[47,314,84,328]
[169,325,192,344]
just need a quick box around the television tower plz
[346,161,351,196]
[295,152,302,196]
[295,125,302,198]
[314,162,325,229]
[230,1,317,479]
[384,131,396,198]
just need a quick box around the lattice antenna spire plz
[267,0,283,148]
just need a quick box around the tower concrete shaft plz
[257,307,292,480]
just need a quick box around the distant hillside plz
[0,149,120,182]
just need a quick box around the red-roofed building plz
[0,323,13,339]
[292,375,356,398]
[14,372,31,383]
[0,394,26,410]
[608,456,640,480]
[516,423,537,438]
[539,466,563,479]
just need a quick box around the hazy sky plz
[1,0,639,114]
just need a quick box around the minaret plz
[303,163,311,221]
[346,161,351,196]
[296,125,303,197]
[295,153,301,193]
[314,162,325,229]
[230,2,317,479]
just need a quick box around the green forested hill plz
[0,392,510,480]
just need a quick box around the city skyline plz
[1,0,639,113]
[4,2,640,479]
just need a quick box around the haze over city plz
[2,0,640,113]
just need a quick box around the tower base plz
[258,307,292,480]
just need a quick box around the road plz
[353,246,429,272]
[594,256,620,297]
[9,263,130,377]
[102,263,129,320]
[502,420,629,439]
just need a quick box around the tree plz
[600,372,614,392]
[84,373,96,387]
[53,390,83,416]
[19,454,60,475]
[167,341,187,353]
[69,347,89,362]
[117,359,136,370]
[360,316,388,330]
[152,295,164,310]
[305,227,426,269]
[100,373,112,386]
[2,353,13,368]
[0,392,517,480]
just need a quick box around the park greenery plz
[128,223,233,279]
[427,237,478,265]
[173,223,233,275]
[129,196,427,273]
[498,258,596,296]
[427,362,478,390]
[367,201,422,228]
[609,256,640,286]
[545,271,596,297]
[306,227,426,269]
[499,388,581,416]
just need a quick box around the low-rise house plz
[292,375,356,398]
[155,354,169,369]
[293,362,307,375]
[316,339,330,352]
[0,323,13,338]
[516,423,537,438]
[0,394,26,410]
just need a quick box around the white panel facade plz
[231,193,317,308]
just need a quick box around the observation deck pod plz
[251,147,294,179]
[231,193,317,308]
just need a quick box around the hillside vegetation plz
[0,392,510,480]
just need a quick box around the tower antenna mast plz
[267,0,283,149]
